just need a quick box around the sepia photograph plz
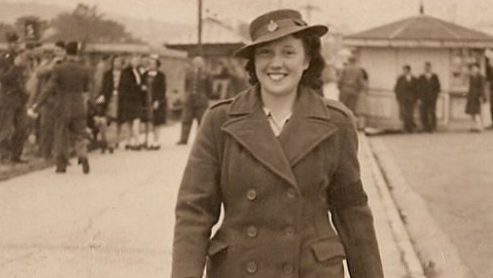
[0,0,492,277]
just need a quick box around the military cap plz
[234,9,328,59]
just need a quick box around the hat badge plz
[267,20,278,32]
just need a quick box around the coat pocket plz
[300,237,346,278]
[206,238,230,278]
[207,238,229,257]
[310,237,346,263]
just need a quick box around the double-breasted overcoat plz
[172,85,384,278]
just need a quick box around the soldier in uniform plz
[172,9,383,278]
[176,56,212,145]
[31,41,91,174]
[0,32,30,164]
[27,41,67,160]
[337,56,365,113]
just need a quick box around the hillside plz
[0,1,192,44]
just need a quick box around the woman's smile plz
[267,72,288,81]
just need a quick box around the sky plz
[3,0,493,33]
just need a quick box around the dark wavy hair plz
[245,30,326,90]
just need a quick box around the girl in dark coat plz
[465,63,486,132]
[119,55,144,149]
[142,55,166,150]
[95,55,125,153]
[172,9,384,278]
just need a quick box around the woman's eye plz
[256,49,271,56]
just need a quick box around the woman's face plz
[130,56,141,68]
[148,59,158,70]
[254,35,309,96]
[113,57,124,70]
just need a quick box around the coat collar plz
[222,85,338,189]
[228,84,331,120]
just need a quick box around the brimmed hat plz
[234,9,328,59]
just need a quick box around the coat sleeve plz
[153,72,166,102]
[434,75,441,94]
[205,74,213,99]
[83,68,91,94]
[28,65,53,106]
[184,72,191,93]
[328,119,384,278]
[26,71,41,107]
[480,76,486,101]
[35,66,59,108]
[100,72,111,99]
[172,109,222,278]
[394,77,401,99]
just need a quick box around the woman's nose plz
[268,52,284,68]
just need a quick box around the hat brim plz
[234,25,328,59]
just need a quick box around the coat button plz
[283,263,294,274]
[286,188,296,198]
[285,226,295,236]
[246,189,257,201]
[247,226,258,237]
[246,261,257,274]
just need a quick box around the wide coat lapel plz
[221,86,297,187]
[277,88,339,166]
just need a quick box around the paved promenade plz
[0,124,418,277]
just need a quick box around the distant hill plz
[0,1,193,44]
[108,14,193,45]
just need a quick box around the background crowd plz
[1,27,492,173]
[334,57,493,133]
[0,31,170,172]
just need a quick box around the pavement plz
[0,123,420,278]
[369,131,493,278]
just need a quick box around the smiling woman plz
[253,35,310,97]
[172,9,384,278]
[246,31,326,95]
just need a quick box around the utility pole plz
[198,0,203,56]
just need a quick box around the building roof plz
[166,17,247,46]
[344,14,493,48]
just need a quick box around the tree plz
[48,4,140,44]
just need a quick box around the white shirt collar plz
[262,107,292,137]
